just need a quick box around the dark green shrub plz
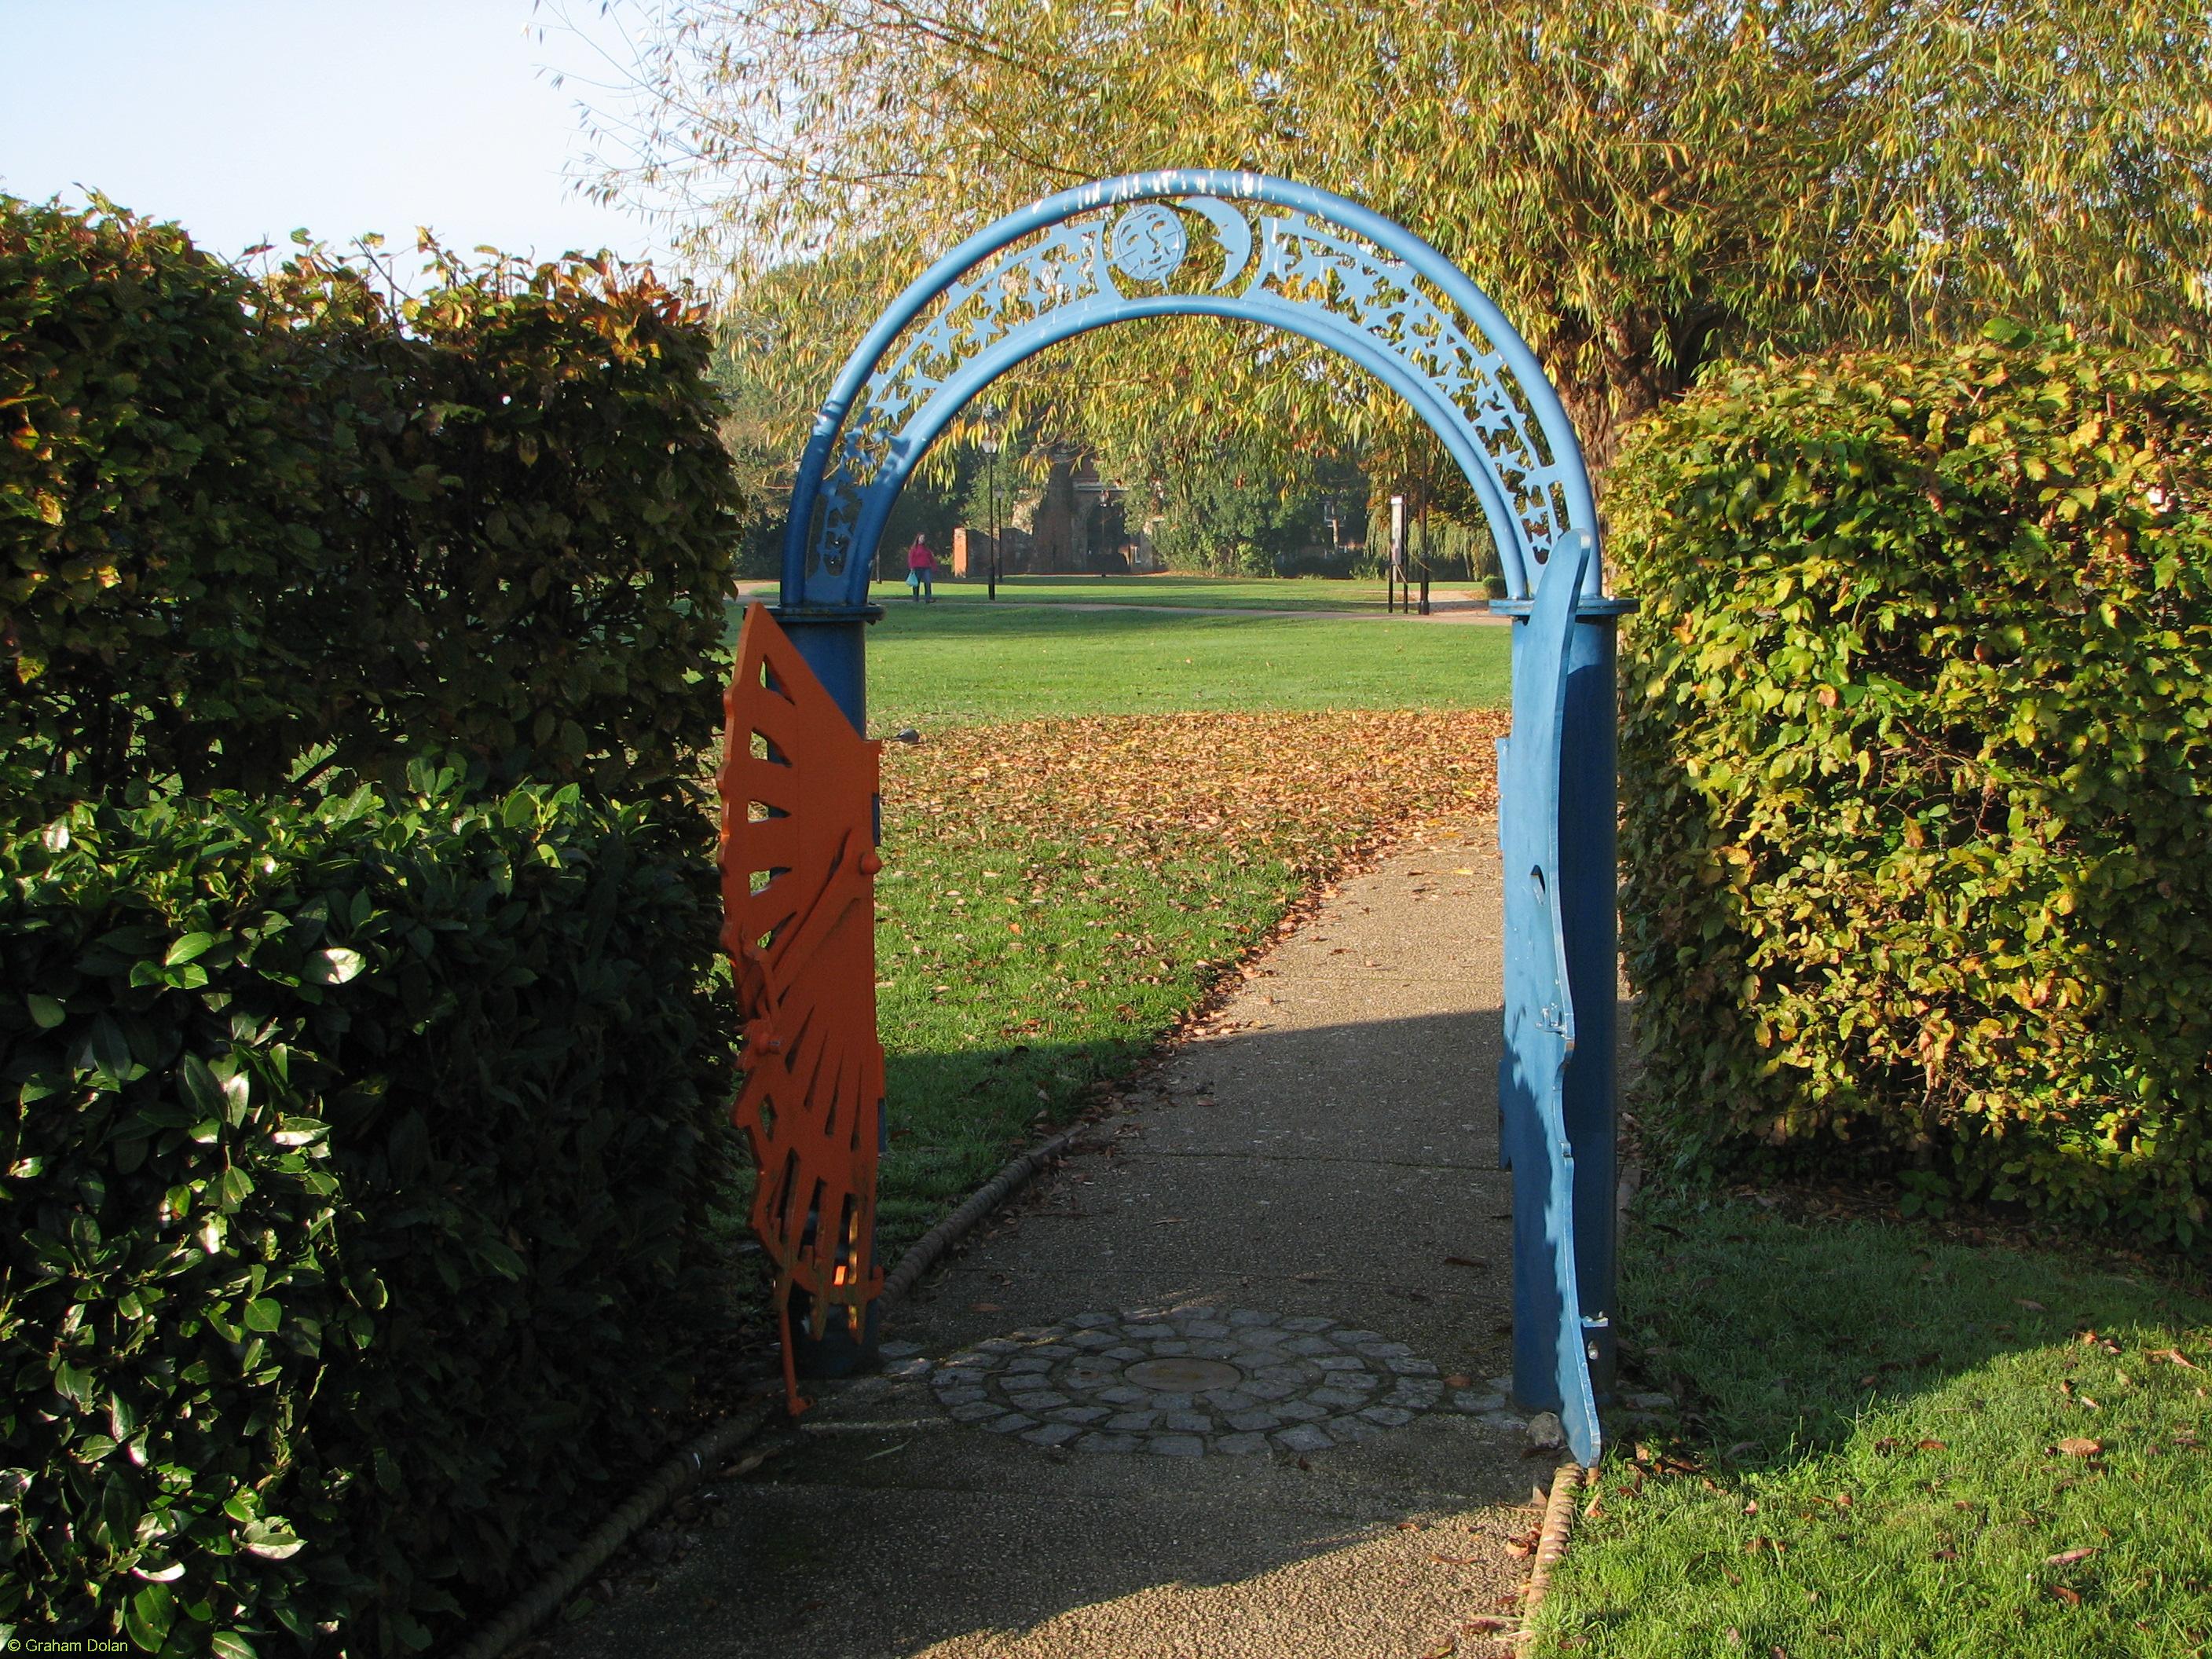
[0,773,734,1652]
[0,197,322,806]
[2,198,742,822]
[262,244,742,808]
[1613,325,2212,1248]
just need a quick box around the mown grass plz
[1534,1191,2212,1657]
[742,573,1467,611]
[869,839,1300,1249]
[862,601,1511,730]
[877,573,1424,609]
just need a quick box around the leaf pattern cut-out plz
[717,604,886,1414]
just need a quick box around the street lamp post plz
[980,406,1002,602]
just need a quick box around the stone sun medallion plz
[923,1307,1511,1456]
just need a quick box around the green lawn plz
[1536,1192,2212,1657]
[870,837,1301,1248]
[742,573,1481,611]
[860,600,1511,730]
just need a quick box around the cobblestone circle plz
[921,1306,1510,1456]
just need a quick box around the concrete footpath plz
[545,825,1546,1659]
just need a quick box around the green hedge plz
[0,197,318,804]
[0,775,733,1653]
[2,197,741,822]
[1613,325,2212,1248]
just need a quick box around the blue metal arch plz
[841,295,1523,599]
[771,170,1624,1470]
[778,169,1602,613]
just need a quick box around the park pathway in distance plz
[545,826,1545,1659]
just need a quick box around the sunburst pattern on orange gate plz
[716,603,885,1415]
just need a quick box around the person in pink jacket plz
[905,535,936,602]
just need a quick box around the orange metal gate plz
[716,605,886,1413]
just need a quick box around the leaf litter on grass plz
[861,709,1508,1250]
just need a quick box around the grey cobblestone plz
[930,1307,1453,1458]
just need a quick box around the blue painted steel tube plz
[767,602,881,1378]
[841,295,1529,602]
[771,608,875,737]
[1558,599,1633,1401]
[1499,593,1634,1411]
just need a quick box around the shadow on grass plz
[876,1035,1152,1254]
[1546,1189,2212,1657]
[1617,1187,2210,1462]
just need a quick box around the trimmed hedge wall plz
[3,196,742,822]
[1,777,733,1653]
[3,199,745,1652]
[1613,325,2212,1247]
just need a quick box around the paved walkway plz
[547,827,1541,1659]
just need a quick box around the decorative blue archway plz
[775,170,1628,1467]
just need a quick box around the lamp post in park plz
[980,406,1002,601]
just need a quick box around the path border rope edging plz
[453,1127,1084,1658]
[1515,1459,1591,1646]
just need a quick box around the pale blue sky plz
[0,1,667,267]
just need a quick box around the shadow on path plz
[544,834,1547,1659]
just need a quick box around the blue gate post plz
[1499,588,1633,1415]
[1558,597,1635,1402]
[771,607,875,735]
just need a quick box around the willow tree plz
[580,0,2212,483]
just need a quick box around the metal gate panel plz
[717,603,886,1413]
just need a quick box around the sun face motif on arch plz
[782,170,1599,614]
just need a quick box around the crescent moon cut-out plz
[1177,196,1253,292]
